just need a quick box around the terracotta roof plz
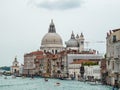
[24,50,43,57]
[36,55,44,60]
[58,50,96,55]
[31,51,43,55]
[70,60,97,64]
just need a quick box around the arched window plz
[81,41,84,45]
[52,50,54,54]
[55,50,57,54]
[113,35,116,42]
[14,69,16,73]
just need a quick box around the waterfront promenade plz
[0,76,112,90]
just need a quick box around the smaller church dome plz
[66,39,79,47]
[65,31,79,47]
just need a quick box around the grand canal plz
[0,76,112,90]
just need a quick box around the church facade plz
[11,57,19,75]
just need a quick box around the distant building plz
[65,32,84,52]
[106,29,120,85]
[11,57,19,75]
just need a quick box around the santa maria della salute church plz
[12,19,102,79]
[21,19,88,78]
[40,19,85,53]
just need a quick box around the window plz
[112,61,114,70]
[113,35,116,42]
[108,61,110,66]
[81,41,84,45]
[55,50,57,54]
[14,69,16,73]
[52,50,54,54]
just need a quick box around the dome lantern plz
[48,19,56,33]
[71,31,75,39]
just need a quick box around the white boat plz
[88,81,102,85]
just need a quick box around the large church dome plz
[41,33,63,47]
[40,20,63,50]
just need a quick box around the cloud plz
[27,0,83,10]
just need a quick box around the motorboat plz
[88,81,102,85]
[44,78,48,81]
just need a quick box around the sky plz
[0,0,120,66]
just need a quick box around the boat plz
[88,81,102,85]
[12,75,16,79]
[55,82,60,86]
[44,78,48,81]
[4,76,7,79]
[59,77,71,80]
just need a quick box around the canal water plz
[0,76,112,90]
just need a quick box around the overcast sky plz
[0,0,120,66]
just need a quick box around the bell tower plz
[79,33,84,52]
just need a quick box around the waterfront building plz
[68,52,102,80]
[40,51,68,78]
[100,59,107,84]
[106,29,120,85]
[11,57,19,75]
[35,54,44,76]
[41,52,52,77]
[52,51,68,78]
[23,51,43,76]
